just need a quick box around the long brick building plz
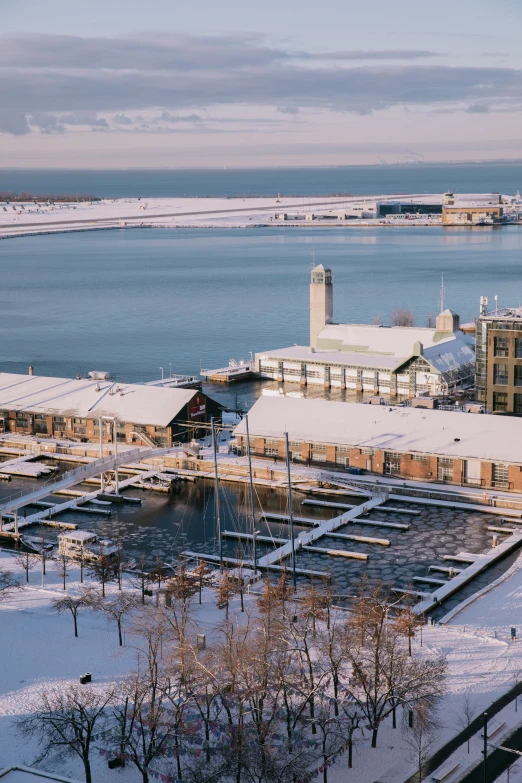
[235,395,522,492]
[0,372,221,446]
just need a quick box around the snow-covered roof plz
[235,396,522,464]
[316,323,458,354]
[258,332,474,376]
[57,530,96,542]
[0,373,197,427]
[257,345,401,370]
[0,768,80,783]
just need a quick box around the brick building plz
[235,395,522,492]
[0,373,221,446]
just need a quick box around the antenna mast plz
[439,273,445,314]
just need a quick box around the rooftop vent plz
[88,371,111,381]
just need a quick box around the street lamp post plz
[160,367,164,382]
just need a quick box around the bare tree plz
[403,700,440,783]
[14,550,37,583]
[0,563,21,600]
[17,684,115,783]
[391,308,416,327]
[150,557,169,590]
[394,603,425,656]
[455,690,479,752]
[342,579,447,747]
[84,589,139,646]
[52,594,86,638]
[193,559,211,605]
[87,548,116,597]
[215,570,237,621]
[55,551,70,590]
[130,554,151,604]
[113,615,176,783]
[426,313,435,328]
[373,314,383,326]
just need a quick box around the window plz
[265,447,278,457]
[515,366,522,387]
[384,452,401,475]
[494,336,509,357]
[411,454,427,461]
[493,392,508,412]
[516,338,522,359]
[336,454,349,467]
[360,447,374,456]
[492,463,509,488]
[493,363,508,385]
[311,443,326,451]
[312,452,327,463]
[437,457,453,482]
[515,394,522,415]
[265,438,279,446]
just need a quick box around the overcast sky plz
[2,0,522,167]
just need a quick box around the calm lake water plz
[2,225,522,409]
[2,162,522,198]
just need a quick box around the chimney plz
[28,365,34,376]
[436,309,460,334]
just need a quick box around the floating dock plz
[200,359,254,383]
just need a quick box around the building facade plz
[235,396,522,492]
[0,373,221,446]
[256,265,474,398]
[475,307,522,414]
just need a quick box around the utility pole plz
[483,712,488,783]
[245,415,257,575]
[284,432,297,590]
[211,417,223,572]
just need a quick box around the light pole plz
[284,432,297,591]
[159,367,164,382]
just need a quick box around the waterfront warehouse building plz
[235,395,522,491]
[0,373,221,445]
[255,265,474,398]
[474,305,522,415]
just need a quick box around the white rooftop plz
[257,345,401,370]
[0,768,80,783]
[57,530,96,541]
[316,323,458,354]
[258,331,474,376]
[0,373,197,427]
[235,396,522,464]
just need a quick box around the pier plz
[200,359,254,383]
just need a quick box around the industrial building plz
[235,395,522,491]
[255,265,475,398]
[0,372,221,445]
[474,302,522,414]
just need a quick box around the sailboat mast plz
[211,417,223,572]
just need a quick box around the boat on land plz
[57,530,119,561]
[20,535,54,555]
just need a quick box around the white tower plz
[310,264,333,348]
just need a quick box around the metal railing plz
[0,446,175,513]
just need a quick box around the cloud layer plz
[1,32,521,136]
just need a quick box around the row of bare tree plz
[17,571,447,783]
[373,309,435,328]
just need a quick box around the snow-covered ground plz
[3,548,522,783]
[0,195,447,239]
